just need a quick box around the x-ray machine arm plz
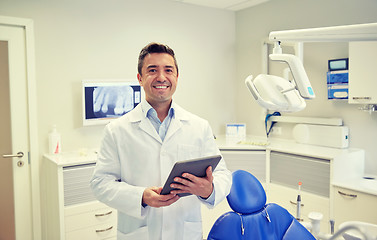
[246,22,377,113]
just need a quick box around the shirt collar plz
[141,99,175,119]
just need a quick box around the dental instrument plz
[296,181,302,221]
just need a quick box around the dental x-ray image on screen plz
[82,79,141,126]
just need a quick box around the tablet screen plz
[160,155,222,197]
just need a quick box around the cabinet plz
[42,153,117,240]
[210,137,365,237]
[349,41,377,104]
[221,149,266,182]
[65,201,117,239]
[267,151,331,233]
[201,149,266,238]
[265,147,365,234]
[332,186,377,230]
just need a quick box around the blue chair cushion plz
[227,170,266,214]
[207,212,244,240]
[208,203,316,240]
[282,219,317,240]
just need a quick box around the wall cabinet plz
[349,41,377,104]
[42,153,117,240]
[332,186,377,230]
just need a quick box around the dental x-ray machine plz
[245,22,377,113]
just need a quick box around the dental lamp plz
[245,41,315,112]
[246,22,377,112]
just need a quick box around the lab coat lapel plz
[129,104,162,144]
[164,117,182,142]
[138,118,162,144]
[164,103,188,142]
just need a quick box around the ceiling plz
[172,0,270,11]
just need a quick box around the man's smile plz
[154,85,169,89]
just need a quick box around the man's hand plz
[170,166,214,199]
[142,186,180,208]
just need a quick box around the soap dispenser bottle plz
[49,125,61,154]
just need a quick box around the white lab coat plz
[90,102,232,240]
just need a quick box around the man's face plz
[137,53,178,107]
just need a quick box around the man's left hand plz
[170,166,214,199]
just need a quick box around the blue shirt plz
[141,100,175,141]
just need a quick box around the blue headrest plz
[226,170,266,214]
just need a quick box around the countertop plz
[216,135,377,196]
[44,149,98,167]
[332,176,377,196]
[216,135,363,159]
[44,135,376,196]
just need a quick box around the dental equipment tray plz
[160,155,222,197]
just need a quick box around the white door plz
[0,24,33,240]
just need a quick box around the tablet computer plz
[160,155,222,197]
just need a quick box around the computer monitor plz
[82,79,142,126]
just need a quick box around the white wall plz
[235,0,377,174]
[2,0,377,237]
[0,0,236,155]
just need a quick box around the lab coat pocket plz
[117,226,148,240]
[178,144,201,161]
[183,221,203,240]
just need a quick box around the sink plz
[339,221,377,240]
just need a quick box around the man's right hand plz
[142,187,180,208]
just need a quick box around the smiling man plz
[137,46,178,121]
[91,43,232,240]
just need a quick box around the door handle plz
[2,152,24,158]
[95,210,113,217]
[338,190,357,198]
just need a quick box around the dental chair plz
[207,170,316,240]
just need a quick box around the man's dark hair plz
[138,42,179,75]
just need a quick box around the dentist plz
[90,42,232,240]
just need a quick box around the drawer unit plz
[332,186,377,230]
[65,201,116,232]
[65,224,116,240]
[65,201,117,240]
[42,153,117,240]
